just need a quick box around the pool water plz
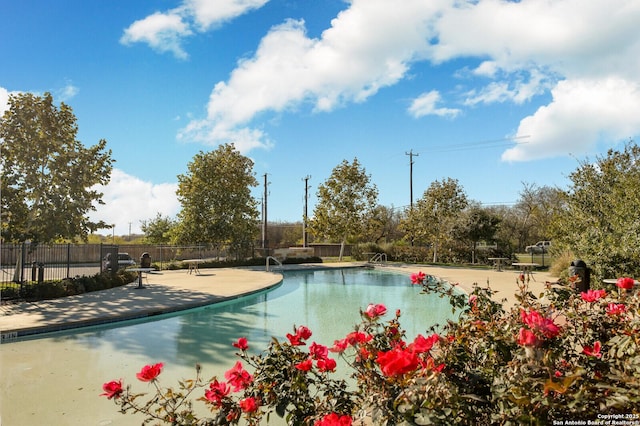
[0,268,459,425]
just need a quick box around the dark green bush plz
[3,270,137,302]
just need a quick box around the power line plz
[422,135,530,154]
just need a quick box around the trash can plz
[569,259,590,292]
[140,252,151,268]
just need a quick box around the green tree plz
[363,205,404,244]
[551,141,640,280]
[140,213,175,244]
[173,144,259,258]
[0,92,113,243]
[403,178,468,262]
[513,183,563,251]
[309,158,378,260]
[454,205,501,263]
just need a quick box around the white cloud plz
[181,0,443,147]
[464,69,552,106]
[0,87,10,115]
[120,0,268,59]
[502,77,640,162]
[89,169,180,235]
[121,11,193,59]
[184,0,269,31]
[0,86,21,116]
[57,83,79,102]
[128,0,640,162]
[408,90,460,118]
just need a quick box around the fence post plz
[66,243,71,279]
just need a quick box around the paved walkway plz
[0,267,285,340]
[0,262,558,341]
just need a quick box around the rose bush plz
[102,272,640,425]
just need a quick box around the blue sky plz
[2,0,640,235]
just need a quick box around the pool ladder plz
[368,252,387,264]
[266,256,282,272]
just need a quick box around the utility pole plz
[303,175,311,247]
[262,173,269,254]
[406,150,418,246]
[406,150,418,210]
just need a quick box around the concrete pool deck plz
[0,262,558,341]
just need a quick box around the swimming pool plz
[0,268,460,425]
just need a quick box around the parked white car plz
[102,252,136,270]
[525,241,551,254]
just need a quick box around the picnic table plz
[127,267,156,289]
[183,259,205,275]
[603,278,640,292]
[488,257,510,272]
[512,262,539,281]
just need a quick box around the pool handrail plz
[266,256,282,272]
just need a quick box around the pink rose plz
[365,303,387,319]
[606,303,626,315]
[309,342,329,360]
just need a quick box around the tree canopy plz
[551,141,640,279]
[403,177,468,262]
[140,213,175,244]
[0,92,113,243]
[309,158,378,259]
[173,143,259,257]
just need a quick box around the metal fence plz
[0,243,229,290]
[0,242,344,290]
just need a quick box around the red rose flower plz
[521,309,560,339]
[616,277,635,290]
[136,363,164,382]
[100,379,123,399]
[606,303,626,315]
[286,332,304,346]
[316,357,337,372]
[204,379,230,406]
[295,358,313,371]
[287,325,312,345]
[365,303,387,319]
[409,333,439,353]
[310,342,329,360]
[517,327,540,347]
[376,347,419,376]
[239,396,259,413]
[410,271,426,285]
[330,338,349,353]
[232,337,249,351]
[225,361,253,392]
[296,325,312,340]
[580,289,607,303]
[314,412,353,426]
[583,341,602,358]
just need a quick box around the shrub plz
[102,272,640,424]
